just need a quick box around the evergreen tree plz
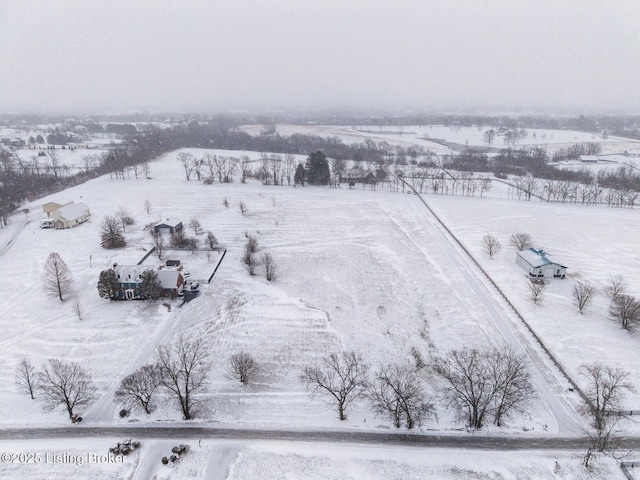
[139,270,163,300]
[97,269,119,300]
[305,151,330,185]
[294,163,306,186]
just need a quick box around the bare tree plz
[604,275,627,300]
[243,235,258,276]
[368,364,434,429]
[240,155,252,183]
[228,352,259,385]
[482,234,501,259]
[192,156,204,181]
[486,348,533,426]
[130,162,142,179]
[205,231,218,250]
[573,281,597,314]
[239,201,248,216]
[261,252,277,282]
[170,229,188,247]
[527,279,546,305]
[581,363,633,467]
[609,294,640,329]
[156,334,210,420]
[150,230,166,260]
[114,364,162,414]
[116,207,134,233]
[37,359,96,420]
[479,178,492,197]
[509,233,533,251]
[435,348,493,429]
[15,358,38,399]
[43,252,73,301]
[483,129,495,145]
[284,154,296,186]
[189,219,202,235]
[47,150,61,178]
[177,152,195,181]
[71,296,83,321]
[269,154,283,185]
[300,351,370,421]
[144,199,152,214]
[100,215,126,249]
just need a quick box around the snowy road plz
[0,219,30,256]
[0,425,619,449]
[377,191,582,434]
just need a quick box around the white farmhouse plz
[516,248,567,279]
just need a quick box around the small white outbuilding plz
[516,248,567,279]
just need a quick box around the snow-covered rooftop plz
[154,218,182,228]
[516,248,567,268]
[114,264,182,289]
[54,202,89,222]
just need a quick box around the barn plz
[153,218,183,235]
[516,248,567,279]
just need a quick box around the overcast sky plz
[1,0,639,114]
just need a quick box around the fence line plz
[621,461,640,480]
[398,177,590,407]
[208,249,227,284]
[136,247,156,265]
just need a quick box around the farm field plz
[1,146,639,476]
[0,148,560,432]
[425,181,640,408]
[240,124,640,156]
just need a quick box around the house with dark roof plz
[341,167,377,187]
[153,218,183,235]
[516,248,567,279]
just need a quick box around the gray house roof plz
[517,248,567,268]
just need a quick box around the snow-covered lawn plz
[0,439,622,480]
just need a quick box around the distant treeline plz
[4,112,640,139]
[3,117,640,226]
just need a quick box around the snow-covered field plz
[0,439,622,480]
[1,145,639,477]
[425,182,640,407]
[240,124,640,155]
